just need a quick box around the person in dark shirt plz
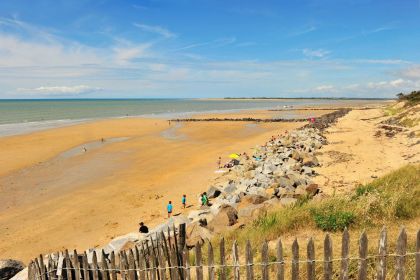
[139,222,149,234]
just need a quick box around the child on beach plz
[201,192,208,206]
[182,194,186,208]
[167,201,173,218]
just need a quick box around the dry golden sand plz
[313,108,420,195]
[0,112,303,262]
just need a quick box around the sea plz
[0,98,372,137]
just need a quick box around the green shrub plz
[353,184,376,199]
[311,206,355,231]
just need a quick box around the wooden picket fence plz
[28,225,420,280]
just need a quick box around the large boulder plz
[241,194,268,205]
[0,260,25,280]
[277,177,293,189]
[207,205,238,232]
[207,186,222,198]
[186,223,213,247]
[224,182,237,194]
[9,267,27,280]
[238,204,267,219]
[305,184,320,196]
[301,166,315,176]
[302,155,319,167]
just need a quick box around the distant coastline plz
[222,97,394,100]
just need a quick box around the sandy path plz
[314,108,420,195]
[0,114,302,262]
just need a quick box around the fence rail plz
[29,226,420,280]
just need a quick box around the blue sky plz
[0,0,420,98]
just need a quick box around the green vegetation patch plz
[221,164,419,245]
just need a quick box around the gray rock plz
[302,155,319,167]
[224,182,237,194]
[207,186,222,198]
[242,194,268,204]
[9,267,27,280]
[277,177,293,188]
[301,166,315,176]
[0,260,25,280]
[238,204,266,218]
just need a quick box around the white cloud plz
[133,23,176,38]
[17,85,103,96]
[113,44,152,64]
[400,65,420,79]
[302,48,330,58]
[314,85,335,92]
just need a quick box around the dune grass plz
[222,164,420,245]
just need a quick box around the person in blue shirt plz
[167,201,173,218]
[182,195,186,208]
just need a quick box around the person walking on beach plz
[139,222,149,234]
[167,201,173,218]
[217,157,222,169]
[182,194,187,208]
[201,192,208,206]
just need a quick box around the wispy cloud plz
[302,48,331,58]
[133,23,176,38]
[113,44,152,64]
[289,25,317,37]
[314,85,335,92]
[17,85,103,96]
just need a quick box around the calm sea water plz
[0,99,365,136]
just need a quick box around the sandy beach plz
[0,109,309,262]
[1,102,416,263]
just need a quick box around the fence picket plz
[416,229,419,280]
[376,227,387,280]
[128,249,137,280]
[208,242,215,280]
[178,224,186,253]
[245,240,254,280]
[220,238,227,280]
[120,251,128,280]
[38,255,46,280]
[276,239,284,280]
[157,245,167,280]
[340,228,350,280]
[183,248,190,280]
[92,251,99,280]
[48,255,56,280]
[262,241,269,280]
[291,239,299,280]
[28,262,36,280]
[324,234,333,280]
[34,258,41,280]
[109,252,117,280]
[72,250,80,280]
[65,250,73,280]
[82,253,89,280]
[395,227,407,280]
[138,249,146,280]
[233,241,240,280]
[358,231,368,280]
[307,238,315,280]
[170,247,179,280]
[195,242,203,280]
